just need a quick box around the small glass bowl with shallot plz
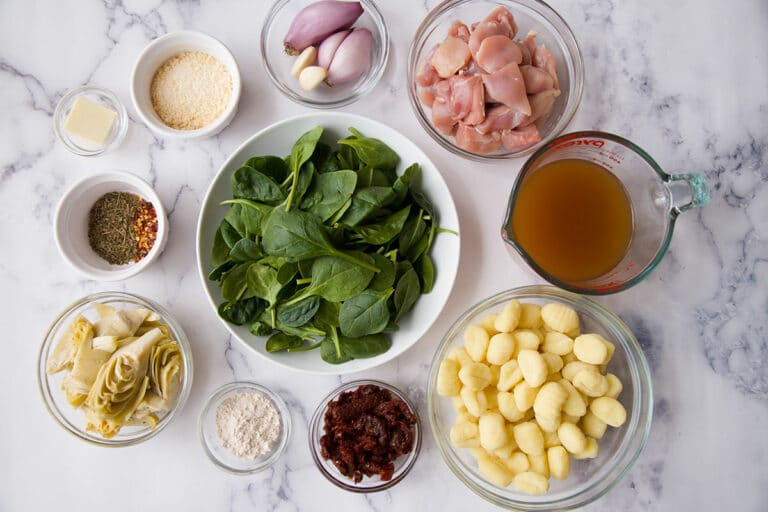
[408,0,583,160]
[261,0,389,108]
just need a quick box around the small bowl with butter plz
[53,85,128,156]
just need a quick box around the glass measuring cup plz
[501,131,709,295]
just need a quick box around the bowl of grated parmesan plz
[131,31,242,139]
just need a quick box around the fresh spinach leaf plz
[337,136,359,170]
[212,226,230,266]
[231,165,285,203]
[277,296,321,327]
[221,263,252,302]
[246,259,286,326]
[340,186,394,226]
[249,320,273,336]
[217,297,264,326]
[338,128,400,172]
[243,156,289,183]
[419,254,435,294]
[352,205,411,245]
[209,260,236,282]
[221,199,273,238]
[300,170,357,222]
[220,219,242,248]
[266,332,303,352]
[320,333,353,364]
[262,208,379,272]
[339,333,391,359]
[313,300,340,330]
[356,167,390,188]
[368,253,396,291]
[399,210,427,257]
[394,266,421,322]
[339,289,393,338]
[391,163,419,206]
[229,238,262,262]
[284,254,375,305]
[285,126,323,210]
[310,142,339,174]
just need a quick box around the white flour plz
[216,391,281,460]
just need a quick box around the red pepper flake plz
[320,384,417,483]
[133,199,158,262]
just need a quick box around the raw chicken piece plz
[419,87,435,108]
[501,124,541,150]
[431,36,472,78]
[532,43,559,88]
[482,6,519,38]
[516,40,532,65]
[432,98,457,135]
[481,63,531,115]
[468,21,511,57]
[527,89,560,123]
[455,123,502,153]
[448,21,470,42]
[416,46,441,87]
[524,31,538,58]
[449,74,486,125]
[520,64,554,94]
[475,105,529,134]
[476,35,522,73]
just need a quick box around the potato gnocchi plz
[436,299,628,495]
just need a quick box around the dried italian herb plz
[88,192,140,265]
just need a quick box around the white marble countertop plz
[2,0,766,510]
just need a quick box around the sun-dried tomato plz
[319,384,417,483]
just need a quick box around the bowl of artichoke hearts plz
[37,292,193,446]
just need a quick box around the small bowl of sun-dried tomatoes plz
[309,380,422,492]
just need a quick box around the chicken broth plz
[510,159,633,282]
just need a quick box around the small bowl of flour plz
[199,381,291,474]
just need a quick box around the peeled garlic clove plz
[326,28,372,86]
[317,29,351,69]
[299,66,328,91]
[291,46,318,78]
[283,1,363,55]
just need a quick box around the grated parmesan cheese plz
[150,51,232,131]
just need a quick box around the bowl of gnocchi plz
[427,285,652,510]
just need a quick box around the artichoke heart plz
[62,340,112,407]
[84,327,163,433]
[149,339,183,403]
[46,315,93,375]
[92,303,151,338]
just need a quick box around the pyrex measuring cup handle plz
[667,173,710,216]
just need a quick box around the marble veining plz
[2,0,767,511]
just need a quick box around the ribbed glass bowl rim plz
[260,0,390,109]
[407,0,584,160]
[198,381,292,475]
[427,286,653,510]
[37,291,194,447]
[308,379,422,492]
[52,85,129,156]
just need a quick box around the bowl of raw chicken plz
[408,0,583,160]
[37,292,193,446]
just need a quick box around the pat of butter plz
[63,96,117,146]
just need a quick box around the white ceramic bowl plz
[130,31,242,139]
[54,170,168,281]
[196,113,461,374]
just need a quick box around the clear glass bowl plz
[427,286,653,510]
[309,379,422,492]
[261,0,390,108]
[199,381,291,474]
[37,292,194,447]
[53,85,128,156]
[407,0,584,160]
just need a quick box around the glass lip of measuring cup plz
[501,130,710,295]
